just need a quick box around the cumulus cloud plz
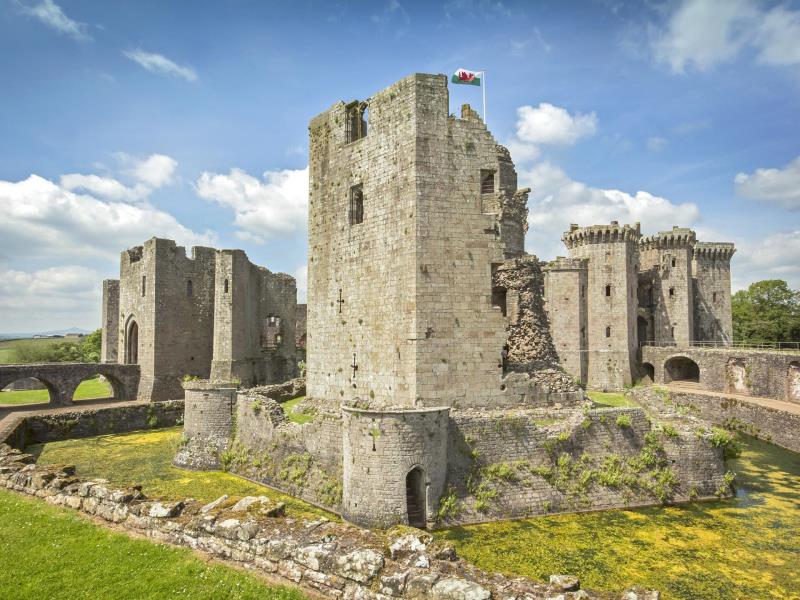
[119,153,178,188]
[732,230,800,290]
[123,48,198,82]
[516,103,597,146]
[734,156,800,210]
[196,167,308,243]
[0,173,214,262]
[19,0,91,41]
[519,161,700,259]
[0,265,101,331]
[652,0,800,73]
[59,173,148,202]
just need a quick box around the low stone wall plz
[631,387,800,453]
[0,401,184,450]
[0,443,659,600]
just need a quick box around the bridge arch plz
[69,373,121,403]
[0,376,56,407]
[664,356,700,384]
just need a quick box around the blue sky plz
[1,0,799,332]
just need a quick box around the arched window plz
[125,319,139,365]
[186,279,193,297]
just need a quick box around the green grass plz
[31,427,333,520]
[0,376,112,406]
[0,488,306,599]
[0,337,58,364]
[280,396,315,425]
[436,436,800,600]
[587,390,639,408]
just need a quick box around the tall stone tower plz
[639,227,696,346]
[306,73,527,408]
[562,222,640,389]
[692,242,736,343]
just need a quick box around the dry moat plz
[32,428,800,600]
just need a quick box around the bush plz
[708,428,742,459]
[616,414,632,428]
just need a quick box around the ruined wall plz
[211,250,297,387]
[543,257,588,384]
[639,228,695,346]
[101,279,119,363]
[692,242,735,344]
[117,238,216,401]
[341,406,449,528]
[173,381,236,470]
[563,223,640,389]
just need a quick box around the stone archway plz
[405,466,427,529]
[125,318,139,365]
[664,356,700,383]
[640,362,655,383]
[0,376,54,407]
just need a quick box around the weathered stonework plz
[173,381,237,470]
[101,279,119,363]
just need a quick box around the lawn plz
[280,396,315,424]
[0,337,57,364]
[31,427,334,521]
[0,488,306,600]
[0,376,112,406]
[587,390,639,408]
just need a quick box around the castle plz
[544,224,735,390]
[166,74,731,530]
[100,237,299,400]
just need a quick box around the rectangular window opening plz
[141,275,146,297]
[605,326,611,338]
[480,169,495,194]
[349,184,364,225]
[605,284,611,297]
[491,286,507,317]
[669,287,675,297]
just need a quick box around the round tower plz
[173,380,237,470]
[341,405,449,529]
[562,221,641,389]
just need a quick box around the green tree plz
[9,329,102,364]
[732,280,800,343]
[81,329,102,362]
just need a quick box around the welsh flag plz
[451,68,481,86]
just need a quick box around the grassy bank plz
[0,376,112,406]
[31,427,334,520]
[587,390,639,408]
[0,488,305,599]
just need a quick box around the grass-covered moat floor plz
[436,435,800,600]
[0,488,307,599]
[30,427,335,521]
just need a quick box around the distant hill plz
[0,327,93,341]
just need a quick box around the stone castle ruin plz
[100,237,299,400]
[169,74,732,529]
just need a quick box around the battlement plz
[122,237,215,267]
[639,226,697,250]
[562,221,642,248]
[543,256,588,272]
[693,242,736,261]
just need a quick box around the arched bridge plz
[0,363,140,407]
[641,345,800,403]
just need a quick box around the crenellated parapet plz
[693,242,736,261]
[639,226,697,251]
[562,221,642,249]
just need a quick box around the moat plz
[33,429,800,600]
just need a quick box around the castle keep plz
[101,237,298,400]
[173,74,731,530]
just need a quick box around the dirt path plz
[667,382,800,416]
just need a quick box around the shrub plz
[616,414,632,428]
[436,486,462,522]
[660,424,679,438]
[708,428,742,459]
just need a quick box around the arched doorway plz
[405,467,426,529]
[0,377,54,407]
[664,356,700,383]
[788,362,800,402]
[125,319,139,365]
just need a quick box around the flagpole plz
[481,70,487,127]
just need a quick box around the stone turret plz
[692,242,736,343]
[562,222,641,389]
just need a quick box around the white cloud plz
[516,103,597,146]
[734,156,800,210]
[0,265,101,331]
[123,49,198,82]
[59,173,148,202]
[646,136,668,152]
[652,0,800,73]
[294,264,308,304]
[19,0,91,41]
[519,161,700,259]
[120,153,178,188]
[196,167,308,243]
[0,173,214,262]
[732,230,800,290]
